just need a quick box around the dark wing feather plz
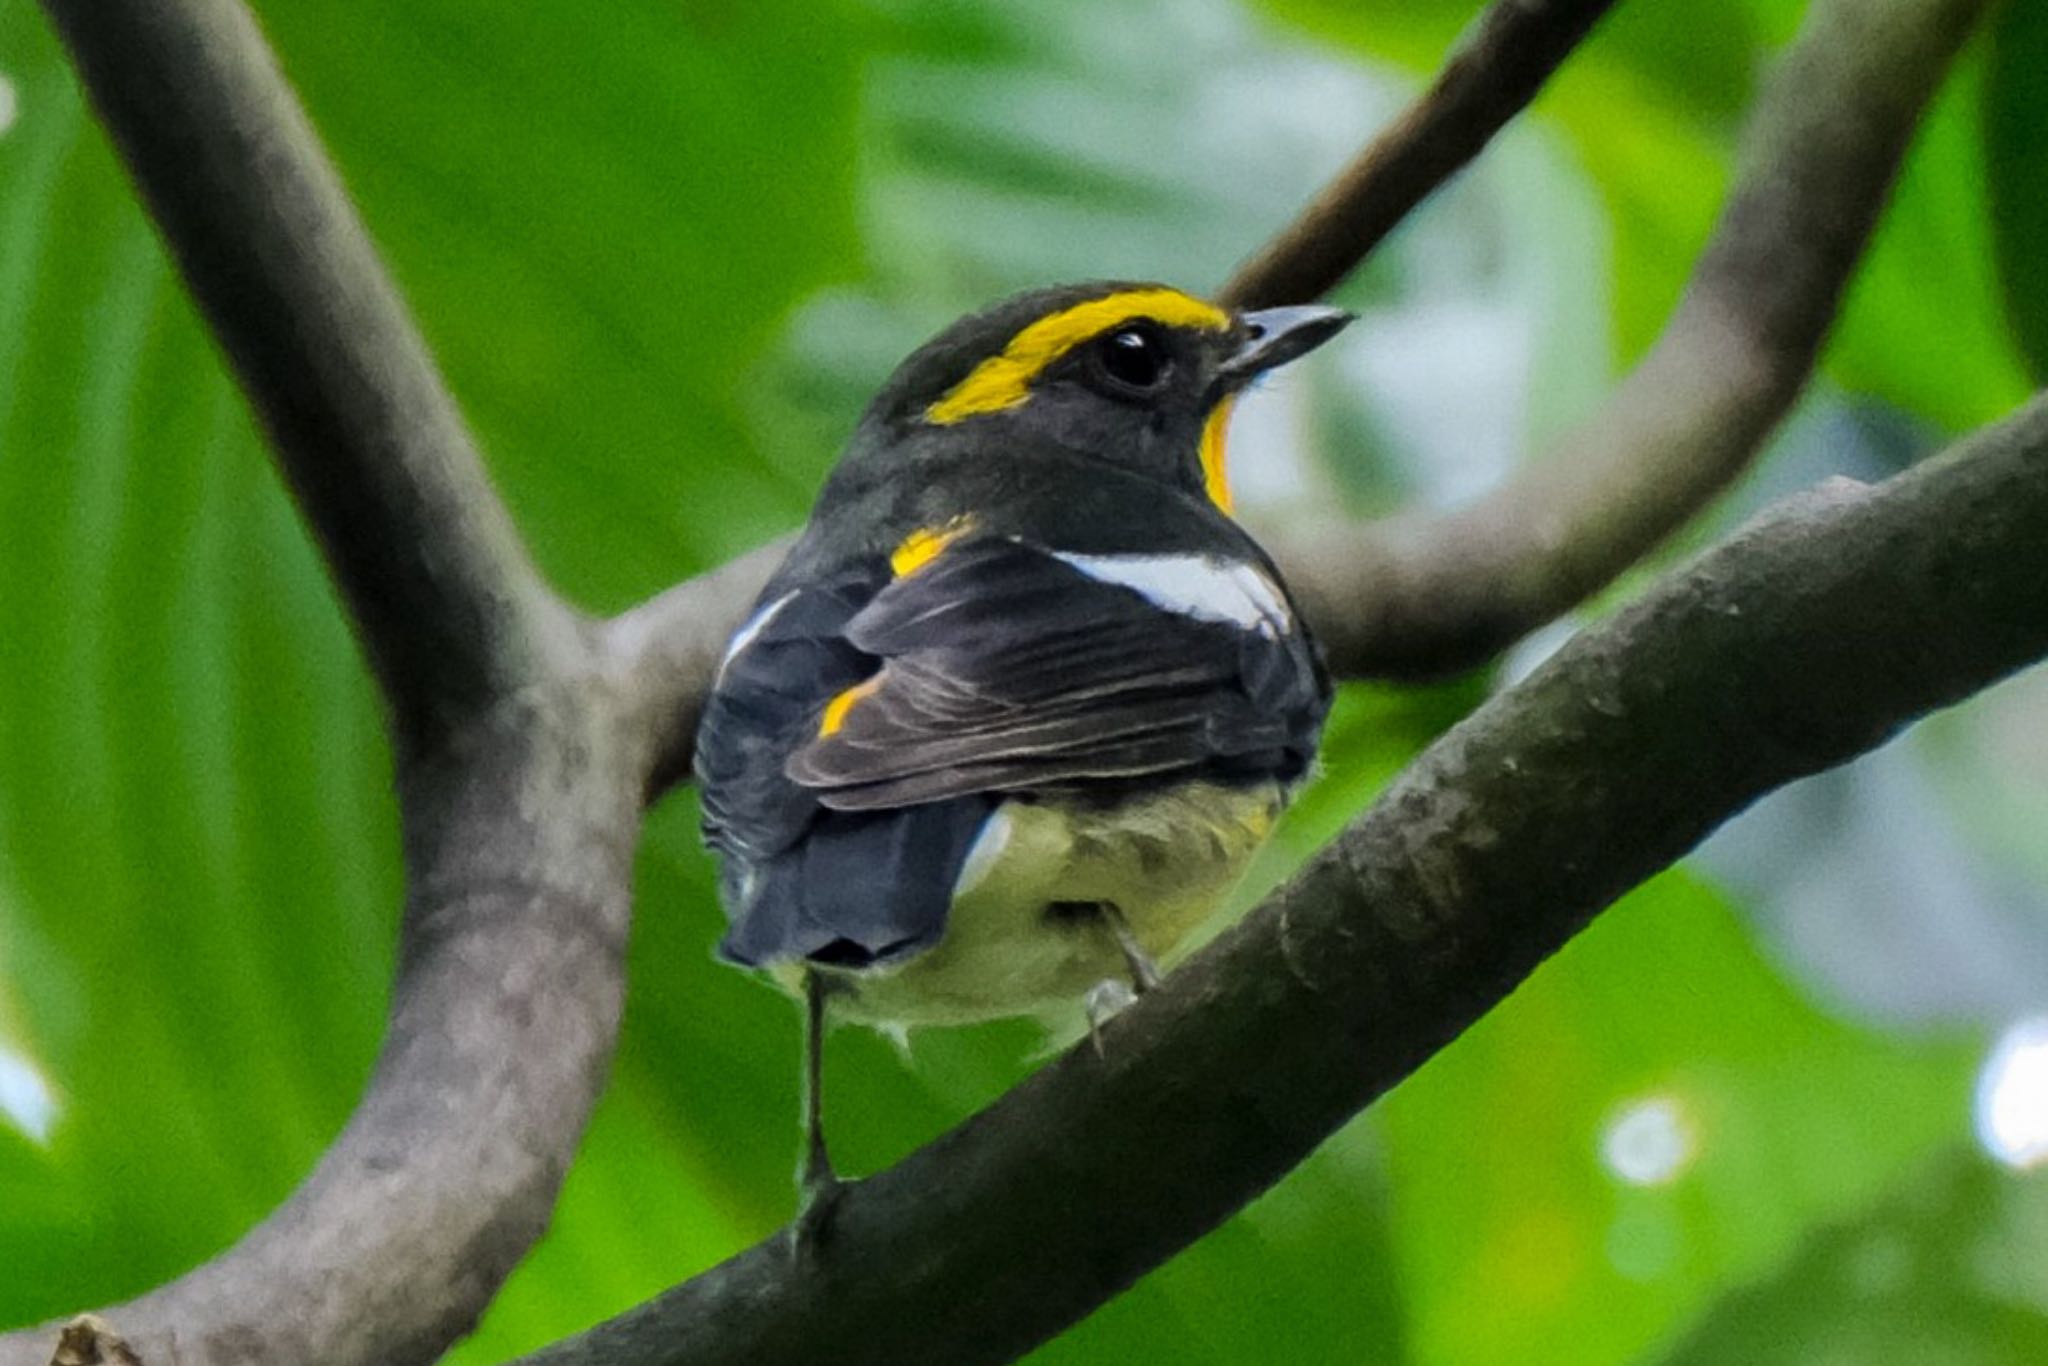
[785,538,1326,810]
[695,569,997,968]
[695,576,877,861]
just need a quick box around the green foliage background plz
[3,0,2048,1360]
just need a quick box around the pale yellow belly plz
[781,781,1286,1029]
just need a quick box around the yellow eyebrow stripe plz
[924,288,1231,425]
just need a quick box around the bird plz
[693,280,1349,1229]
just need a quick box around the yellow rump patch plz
[924,287,1231,425]
[889,517,976,577]
[818,675,882,737]
[1199,393,1237,514]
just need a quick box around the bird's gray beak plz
[1217,304,1353,387]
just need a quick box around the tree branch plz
[34,0,582,743]
[2,2,640,1364]
[602,538,796,800]
[1218,0,1621,310]
[515,388,2048,1366]
[1267,0,1984,678]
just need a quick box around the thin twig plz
[1219,0,1621,309]
[1268,0,1984,678]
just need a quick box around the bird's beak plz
[1216,304,1353,387]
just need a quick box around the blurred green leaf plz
[1659,1153,2048,1366]
[1830,43,2032,431]
[261,0,872,602]
[1377,872,1975,1366]
[1983,0,2048,383]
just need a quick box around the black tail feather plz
[718,796,995,969]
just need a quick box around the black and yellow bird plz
[694,281,1349,1215]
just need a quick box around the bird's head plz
[857,282,1351,514]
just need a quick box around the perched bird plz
[694,281,1348,1220]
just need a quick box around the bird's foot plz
[1084,977,1140,1057]
[788,1148,850,1259]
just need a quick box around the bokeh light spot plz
[1975,1016,2048,1169]
[1600,1094,1697,1187]
[0,1045,57,1143]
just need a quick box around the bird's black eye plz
[1093,325,1172,394]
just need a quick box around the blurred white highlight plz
[0,1044,57,1143]
[1976,1016,2048,1170]
[0,75,17,137]
[1600,1094,1696,1187]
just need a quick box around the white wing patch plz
[1052,552,1290,637]
[717,590,798,678]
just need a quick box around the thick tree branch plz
[35,0,582,741]
[2,2,637,1364]
[517,390,2048,1366]
[1269,0,1984,678]
[1218,0,1621,310]
[602,538,795,799]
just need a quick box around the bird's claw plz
[1102,903,1162,993]
[1085,977,1140,1057]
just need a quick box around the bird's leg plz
[1099,901,1161,993]
[791,969,845,1254]
[1077,901,1161,1057]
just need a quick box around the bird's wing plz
[696,574,878,863]
[787,535,1327,808]
[696,567,999,968]
[694,534,1326,969]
